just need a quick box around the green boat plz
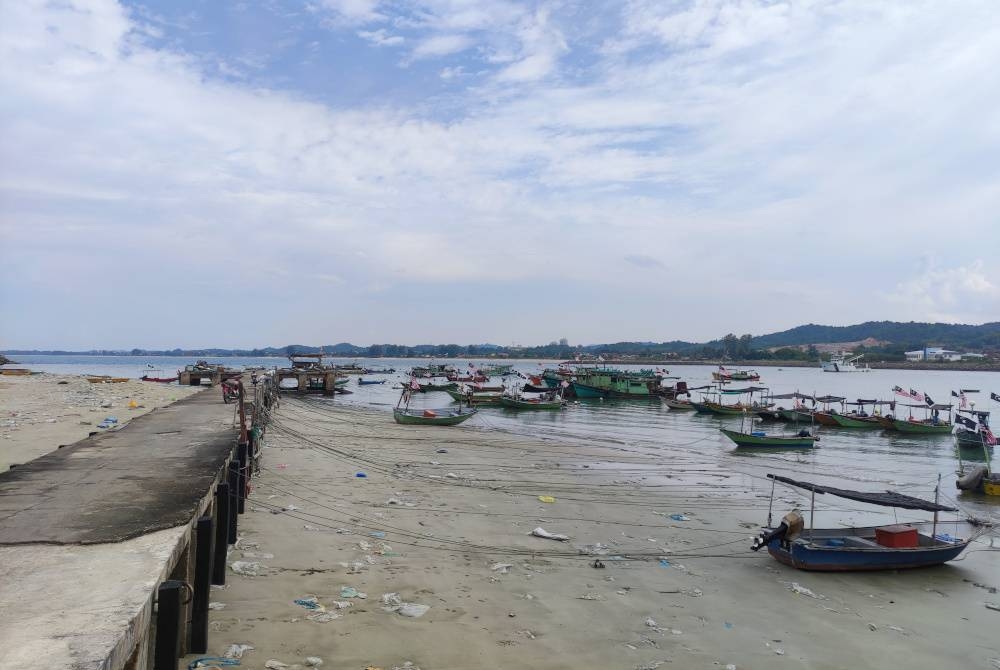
[720,427,817,448]
[499,396,564,410]
[477,364,514,377]
[393,407,477,425]
[664,398,695,410]
[825,399,894,428]
[445,388,504,406]
[418,382,459,393]
[410,364,455,377]
[571,368,662,399]
[892,402,953,434]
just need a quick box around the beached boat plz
[0,368,33,376]
[752,474,975,571]
[393,407,477,425]
[820,352,870,373]
[720,427,817,448]
[141,375,179,383]
[87,376,130,384]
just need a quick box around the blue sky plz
[1,0,999,349]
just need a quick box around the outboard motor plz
[751,510,803,551]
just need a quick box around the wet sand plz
[0,374,201,471]
[188,397,998,670]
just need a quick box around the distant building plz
[905,347,966,362]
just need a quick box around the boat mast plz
[931,473,940,544]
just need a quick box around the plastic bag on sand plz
[381,592,430,618]
[224,644,254,659]
[340,586,367,599]
[305,658,323,667]
[491,563,513,574]
[230,561,262,576]
[530,527,569,541]
[265,661,289,670]
[307,611,341,623]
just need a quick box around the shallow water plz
[8,355,998,520]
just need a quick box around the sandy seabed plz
[0,374,202,471]
[182,395,999,670]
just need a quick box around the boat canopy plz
[767,474,957,512]
[720,386,769,394]
[813,395,846,403]
[770,392,812,400]
[849,399,895,406]
[899,403,953,410]
[957,408,990,418]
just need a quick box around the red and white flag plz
[409,379,421,390]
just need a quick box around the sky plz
[1,0,999,350]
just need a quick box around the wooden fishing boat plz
[752,474,976,571]
[358,378,387,385]
[477,363,514,377]
[87,376,130,384]
[445,388,503,406]
[720,427,817,448]
[571,367,663,399]
[522,383,557,393]
[825,400,894,428]
[893,418,952,434]
[701,386,773,416]
[417,382,458,392]
[141,375,179,383]
[754,409,785,421]
[0,368,33,376]
[954,409,999,496]
[664,398,696,410]
[499,396,563,410]
[393,407,477,425]
[712,365,760,382]
[448,374,487,383]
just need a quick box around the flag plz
[924,393,934,406]
[951,390,959,398]
[985,428,997,446]
[892,385,909,399]
[909,389,924,402]
[409,379,421,390]
[955,414,977,430]
[960,392,967,409]
[992,392,1000,403]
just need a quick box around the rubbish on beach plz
[369,531,386,539]
[230,561,262,576]
[307,611,341,623]
[305,658,323,667]
[436,448,448,453]
[669,513,690,521]
[340,586,367,599]
[355,472,367,478]
[725,665,737,670]
[224,644,254,659]
[868,623,878,631]
[985,602,1000,612]
[787,582,822,599]
[724,622,733,629]
[775,648,785,655]
[276,463,288,469]
[670,629,683,635]
[577,593,605,601]
[331,601,352,609]
[530,527,569,541]
[189,658,240,668]
[265,661,289,670]
[538,495,556,503]
[659,559,671,568]
[645,617,658,628]
[208,602,227,610]
[294,597,322,610]
[381,592,430,617]
[446,472,459,479]
[491,563,514,574]
[592,559,605,569]
[386,498,400,505]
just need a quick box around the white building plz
[905,347,962,362]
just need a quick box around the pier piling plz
[153,580,184,670]
[190,515,213,653]
[212,482,231,585]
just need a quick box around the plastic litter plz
[645,617,658,628]
[189,658,240,668]
[307,611,341,623]
[294,597,322,610]
[530,527,569,541]
[398,603,430,617]
[305,658,323,667]
[986,602,1000,612]
[355,472,367,478]
[369,531,386,539]
[787,582,822,599]
[436,448,448,453]
[669,514,690,521]
[659,559,671,568]
[224,644,254,659]
[208,602,226,610]
[381,592,430,617]
[265,661,289,670]
[446,472,459,479]
[340,586,367,599]
[537,496,556,503]
[230,561,262,576]
[491,563,514,574]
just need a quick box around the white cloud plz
[315,0,384,25]
[408,33,474,59]
[358,28,404,46]
[885,261,1000,324]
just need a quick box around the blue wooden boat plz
[358,378,387,385]
[752,474,976,571]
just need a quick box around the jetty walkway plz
[0,385,252,669]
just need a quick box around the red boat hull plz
[141,376,178,383]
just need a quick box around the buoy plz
[128,400,138,409]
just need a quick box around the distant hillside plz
[744,321,1000,351]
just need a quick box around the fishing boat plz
[499,395,564,410]
[720,428,818,448]
[448,374,488,383]
[954,409,999,496]
[664,398,696,410]
[892,403,953,434]
[827,400,895,428]
[712,365,760,382]
[87,375,130,384]
[141,375,178,383]
[571,367,663,399]
[445,388,504,406]
[810,396,847,426]
[358,378,387,385]
[820,352,870,373]
[410,364,455,378]
[393,386,476,426]
[0,368,33,376]
[417,382,459,392]
[701,386,772,416]
[335,363,368,375]
[477,363,514,377]
[752,474,976,571]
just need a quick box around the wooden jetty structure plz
[177,361,240,386]
[276,353,342,394]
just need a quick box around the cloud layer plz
[1,0,998,348]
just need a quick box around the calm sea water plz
[7,355,998,520]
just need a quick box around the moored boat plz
[820,352,870,373]
[892,403,953,434]
[358,378,387,385]
[499,395,564,410]
[393,407,477,425]
[664,398,696,410]
[720,427,817,448]
[141,375,179,383]
[712,365,760,382]
[752,474,976,571]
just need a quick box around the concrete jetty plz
[0,385,246,669]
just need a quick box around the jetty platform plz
[0,386,242,669]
